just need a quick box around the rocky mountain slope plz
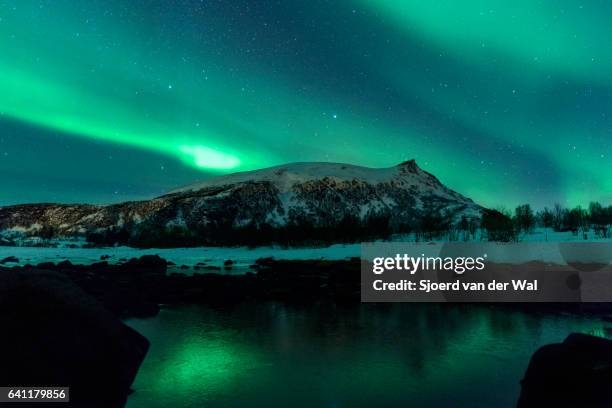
[0,160,484,247]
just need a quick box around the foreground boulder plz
[518,333,612,407]
[0,267,149,407]
[0,256,18,264]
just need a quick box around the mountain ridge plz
[0,160,484,247]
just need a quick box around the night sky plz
[1,0,610,208]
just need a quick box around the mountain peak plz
[397,159,419,173]
[170,160,442,195]
[398,159,417,167]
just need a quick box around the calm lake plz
[125,303,605,408]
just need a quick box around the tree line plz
[83,201,611,247]
[477,202,612,242]
[407,201,611,243]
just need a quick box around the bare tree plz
[514,204,535,235]
[538,207,554,241]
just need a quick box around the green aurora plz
[0,0,610,207]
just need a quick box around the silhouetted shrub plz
[481,209,516,242]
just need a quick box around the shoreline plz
[2,254,612,320]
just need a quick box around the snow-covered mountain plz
[0,160,484,247]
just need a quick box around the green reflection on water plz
[151,335,257,393]
[125,307,266,407]
[126,303,605,408]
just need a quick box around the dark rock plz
[518,333,612,407]
[224,259,234,266]
[255,257,274,265]
[36,261,56,270]
[0,256,18,264]
[127,301,160,318]
[166,261,176,266]
[4,257,362,317]
[0,267,149,408]
[121,255,167,275]
[170,272,186,277]
[90,261,109,269]
[56,260,74,269]
[100,254,111,260]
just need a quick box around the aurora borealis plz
[0,0,610,207]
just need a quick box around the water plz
[125,303,605,408]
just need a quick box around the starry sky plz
[0,0,610,208]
